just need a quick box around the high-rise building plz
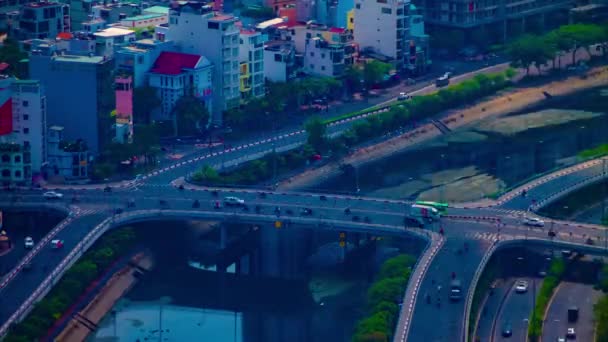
[412,0,574,41]
[166,2,240,125]
[29,52,115,154]
[353,0,411,69]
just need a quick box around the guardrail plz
[394,231,444,342]
[531,168,608,212]
[0,209,429,339]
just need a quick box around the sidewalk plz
[54,253,154,342]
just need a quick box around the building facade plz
[239,29,265,102]
[10,79,46,175]
[45,125,90,181]
[147,51,214,121]
[354,0,411,69]
[13,1,70,40]
[29,52,115,155]
[166,2,240,125]
[263,40,296,82]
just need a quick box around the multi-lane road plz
[0,58,607,341]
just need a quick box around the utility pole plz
[603,157,607,250]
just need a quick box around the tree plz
[344,65,363,95]
[305,116,327,152]
[133,86,161,124]
[367,277,406,308]
[363,60,392,89]
[378,255,415,279]
[507,34,554,75]
[172,95,210,136]
[0,39,27,78]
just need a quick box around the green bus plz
[415,201,449,214]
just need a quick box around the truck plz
[409,204,441,225]
[568,307,579,323]
[449,279,462,301]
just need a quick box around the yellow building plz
[239,62,252,104]
[347,9,354,31]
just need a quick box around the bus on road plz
[415,201,449,214]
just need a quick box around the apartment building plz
[263,40,296,82]
[93,26,137,58]
[354,0,411,69]
[0,75,29,185]
[412,0,575,40]
[239,29,265,102]
[46,125,90,181]
[12,1,70,40]
[167,2,240,125]
[115,39,173,88]
[10,79,46,175]
[147,51,214,121]
[29,51,115,155]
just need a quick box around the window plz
[23,128,29,134]
[321,66,325,71]
[355,3,360,9]
[274,53,282,62]
[306,32,312,38]
[382,7,392,14]
[22,100,28,107]
[1,155,9,163]
[1,169,9,177]
[23,141,29,148]
[14,170,21,177]
[208,22,219,30]
[14,155,20,162]
[23,114,29,120]
[310,52,314,57]
[310,64,314,69]
[321,53,325,59]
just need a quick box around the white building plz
[10,80,46,175]
[239,29,265,101]
[263,40,296,82]
[354,0,410,69]
[93,27,137,59]
[167,2,240,125]
[147,51,214,121]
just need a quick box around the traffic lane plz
[501,164,604,210]
[409,230,489,342]
[0,213,107,326]
[0,224,53,279]
[543,282,602,342]
[493,277,540,342]
[475,279,515,342]
[574,201,606,224]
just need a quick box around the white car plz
[523,217,545,227]
[514,280,529,293]
[24,236,34,249]
[43,191,63,199]
[398,92,411,101]
[223,196,245,206]
[566,327,576,339]
[557,338,566,342]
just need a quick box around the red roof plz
[57,32,73,40]
[150,51,201,75]
[329,27,345,33]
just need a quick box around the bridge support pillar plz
[354,233,361,248]
[220,225,228,249]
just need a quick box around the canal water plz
[316,86,608,202]
[90,221,423,342]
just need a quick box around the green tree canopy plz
[305,116,327,152]
[172,95,210,136]
[363,60,392,88]
[507,34,555,74]
[133,86,161,124]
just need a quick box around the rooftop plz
[240,29,257,35]
[24,1,61,8]
[122,13,165,22]
[94,27,135,38]
[256,17,285,29]
[53,54,106,64]
[209,14,236,22]
[150,51,209,75]
[143,5,170,15]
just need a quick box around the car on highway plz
[523,217,545,227]
[398,92,411,101]
[51,239,64,249]
[566,327,576,339]
[43,191,63,199]
[24,236,34,249]
[557,337,566,342]
[501,323,512,337]
[223,196,245,206]
[514,280,529,293]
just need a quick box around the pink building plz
[115,76,133,143]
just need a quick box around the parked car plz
[24,236,34,249]
[501,323,512,337]
[523,217,545,227]
[223,196,245,206]
[43,191,63,199]
[514,280,529,293]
